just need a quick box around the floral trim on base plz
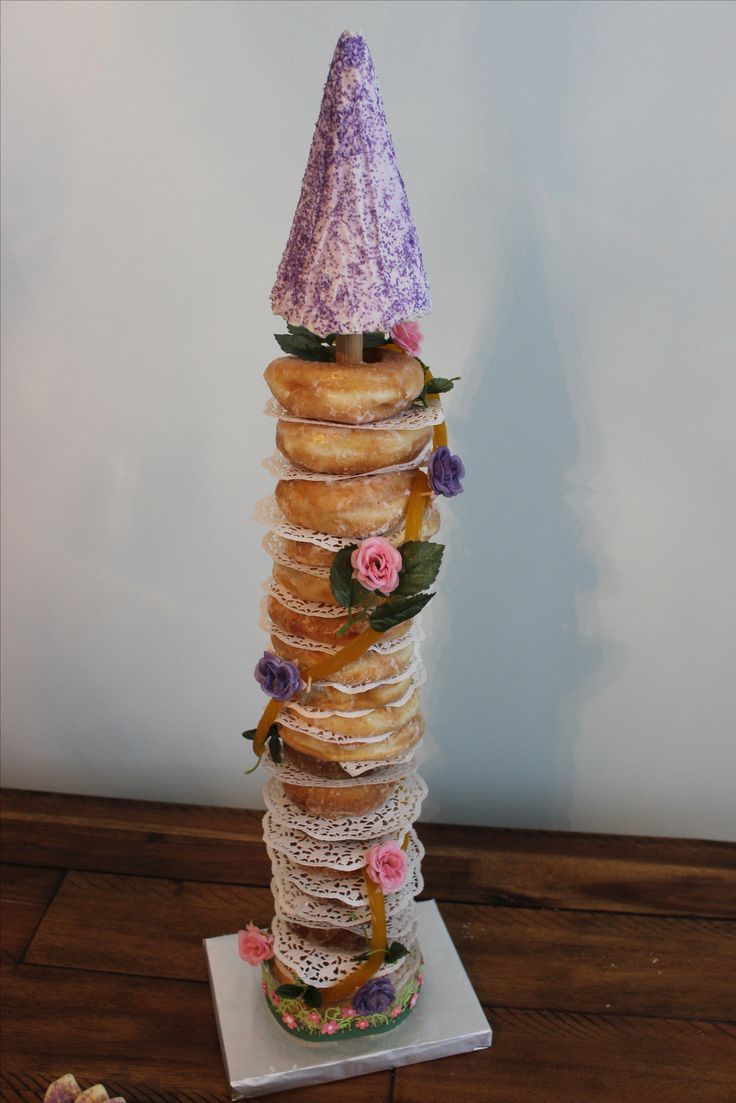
[261,959,424,1041]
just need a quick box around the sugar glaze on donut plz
[265,346,424,425]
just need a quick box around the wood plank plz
[0,788,271,886]
[442,903,736,1021]
[419,821,736,918]
[0,864,63,962]
[394,1008,736,1103]
[4,788,735,917]
[26,872,736,1020]
[0,961,392,1103]
[27,871,273,983]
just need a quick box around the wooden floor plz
[1,790,735,1103]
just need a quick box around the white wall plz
[2,0,734,839]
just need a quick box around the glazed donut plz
[280,506,441,569]
[300,673,414,712]
[282,688,420,739]
[279,712,425,763]
[265,347,424,424]
[282,780,394,818]
[281,744,402,780]
[270,637,416,688]
[276,419,432,476]
[267,594,411,647]
[288,924,365,952]
[275,471,414,538]
[272,562,334,605]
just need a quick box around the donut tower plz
[238,32,464,1041]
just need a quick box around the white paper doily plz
[263,444,431,483]
[256,495,438,552]
[278,719,401,747]
[317,652,422,695]
[262,755,417,789]
[269,840,424,907]
[261,602,424,660]
[266,577,346,618]
[271,876,417,931]
[263,532,331,578]
[270,914,420,988]
[263,775,427,842]
[285,665,425,720]
[338,751,418,776]
[263,817,422,872]
[264,396,445,431]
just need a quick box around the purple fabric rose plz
[352,976,395,1015]
[254,651,301,700]
[428,446,465,497]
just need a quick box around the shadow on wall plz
[422,230,623,829]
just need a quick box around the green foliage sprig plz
[275,982,322,1009]
[412,356,460,406]
[354,941,408,965]
[329,539,444,636]
[242,723,282,772]
[274,325,389,362]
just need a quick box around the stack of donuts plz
[251,342,441,1037]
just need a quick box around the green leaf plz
[424,376,460,394]
[329,545,364,608]
[395,541,445,596]
[353,946,383,963]
[241,729,256,741]
[362,331,389,348]
[303,985,322,1009]
[275,983,306,999]
[369,590,435,633]
[268,727,282,765]
[286,324,320,339]
[274,333,335,361]
[384,941,408,965]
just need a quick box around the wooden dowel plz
[335,333,363,364]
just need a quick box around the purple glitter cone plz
[271,32,431,336]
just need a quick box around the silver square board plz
[204,899,492,1099]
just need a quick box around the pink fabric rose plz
[390,321,423,358]
[282,1012,297,1029]
[321,1021,339,1035]
[238,923,274,965]
[409,992,419,1009]
[351,537,403,595]
[343,1008,357,1018]
[365,839,408,891]
[356,1018,370,1030]
[307,1010,321,1024]
[391,1005,402,1018]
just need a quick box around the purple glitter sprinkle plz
[271,32,431,336]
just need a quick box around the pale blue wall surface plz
[2,0,734,837]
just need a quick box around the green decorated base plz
[261,958,424,1042]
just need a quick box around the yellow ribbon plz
[319,872,387,1003]
[319,833,410,1005]
[254,628,385,756]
